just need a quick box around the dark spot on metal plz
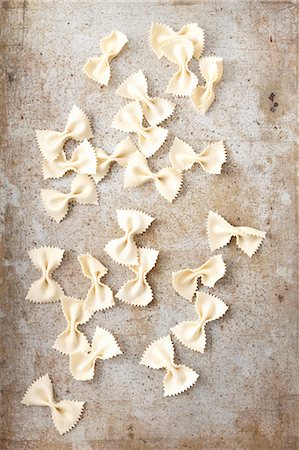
[269,35,273,43]
[269,92,275,102]
[8,73,15,82]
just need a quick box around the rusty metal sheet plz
[0,1,298,449]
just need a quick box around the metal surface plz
[0,1,298,449]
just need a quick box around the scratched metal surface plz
[0,0,298,449]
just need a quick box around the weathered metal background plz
[0,1,298,449]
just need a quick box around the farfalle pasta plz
[21,374,85,435]
[84,30,128,86]
[191,56,223,114]
[172,254,226,302]
[171,292,228,353]
[42,140,97,180]
[124,152,182,203]
[150,23,205,60]
[26,247,64,303]
[53,295,93,355]
[36,105,93,162]
[112,101,168,158]
[93,137,137,183]
[78,254,114,312]
[208,211,266,257]
[105,209,154,266]
[116,247,159,306]
[116,70,175,126]
[69,326,122,381]
[140,335,199,397]
[169,137,226,174]
[41,174,98,223]
[161,39,198,97]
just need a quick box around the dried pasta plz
[112,102,168,157]
[169,137,226,174]
[208,211,266,257]
[42,140,97,180]
[150,22,205,60]
[36,105,93,162]
[105,209,155,266]
[116,70,175,126]
[191,56,223,114]
[41,174,98,223]
[140,335,199,396]
[26,247,64,303]
[78,254,115,312]
[171,292,228,353]
[21,374,84,435]
[172,254,226,302]
[84,30,128,86]
[70,326,122,380]
[116,247,159,306]
[53,295,93,355]
[124,151,182,203]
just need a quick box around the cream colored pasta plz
[172,254,226,302]
[53,295,93,355]
[78,254,115,312]
[208,211,266,257]
[116,247,159,306]
[191,56,223,114]
[69,326,122,381]
[104,209,154,266]
[36,105,93,162]
[150,22,205,60]
[169,137,226,174]
[124,151,182,203]
[93,137,137,184]
[41,174,98,223]
[161,39,198,97]
[84,30,128,86]
[26,247,64,303]
[21,374,84,435]
[140,335,199,397]
[171,292,228,353]
[42,140,97,180]
[116,70,175,126]
[112,101,168,157]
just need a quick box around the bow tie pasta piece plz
[78,254,114,313]
[116,70,175,126]
[171,292,228,353]
[69,326,122,381]
[26,247,64,303]
[36,105,93,162]
[21,374,85,435]
[140,335,199,397]
[150,23,205,60]
[191,56,223,114]
[41,174,98,223]
[112,101,168,158]
[124,151,183,203]
[104,209,155,266]
[208,211,266,257]
[53,295,94,355]
[93,137,137,184]
[83,30,128,86]
[42,140,97,180]
[160,39,198,97]
[116,247,159,306]
[169,137,226,174]
[172,254,226,302]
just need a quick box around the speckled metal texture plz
[0,1,298,449]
